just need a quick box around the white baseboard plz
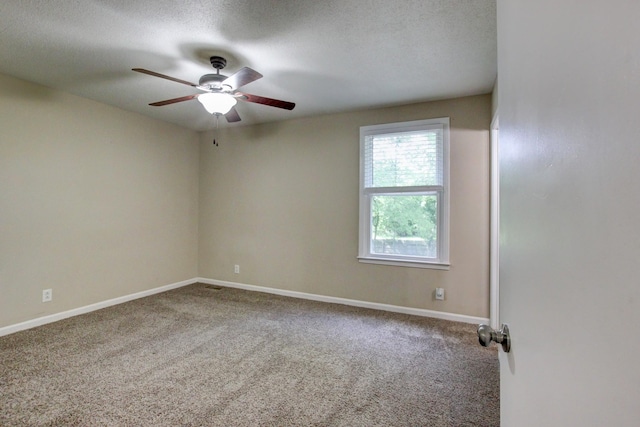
[0,278,198,337]
[1,277,487,337]
[197,277,488,325]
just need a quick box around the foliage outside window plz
[359,118,450,269]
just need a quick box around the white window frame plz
[358,117,450,270]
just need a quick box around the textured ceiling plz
[0,0,496,131]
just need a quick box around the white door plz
[497,1,640,426]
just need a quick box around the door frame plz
[490,114,500,329]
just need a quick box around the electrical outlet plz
[435,288,445,301]
[42,289,53,302]
[234,264,240,274]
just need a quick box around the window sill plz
[357,256,450,270]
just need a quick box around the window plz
[358,118,450,269]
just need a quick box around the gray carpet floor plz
[0,283,499,426]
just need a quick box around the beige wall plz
[491,76,499,120]
[0,73,200,328]
[0,72,490,328]
[199,94,491,318]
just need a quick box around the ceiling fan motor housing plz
[199,56,229,90]
[199,73,227,90]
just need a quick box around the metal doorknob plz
[477,324,511,353]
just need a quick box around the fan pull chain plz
[212,114,219,147]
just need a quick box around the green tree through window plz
[371,194,437,257]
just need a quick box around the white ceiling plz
[0,0,496,131]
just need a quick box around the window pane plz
[370,194,438,258]
[365,129,443,188]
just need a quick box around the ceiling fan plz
[132,56,295,123]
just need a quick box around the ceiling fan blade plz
[225,106,241,123]
[222,67,263,90]
[149,94,199,106]
[237,92,295,110]
[132,68,197,87]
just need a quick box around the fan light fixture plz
[197,93,237,114]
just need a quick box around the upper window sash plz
[362,123,444,190]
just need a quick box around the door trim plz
[490,114,500,329]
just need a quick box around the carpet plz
[0,283,499,426]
